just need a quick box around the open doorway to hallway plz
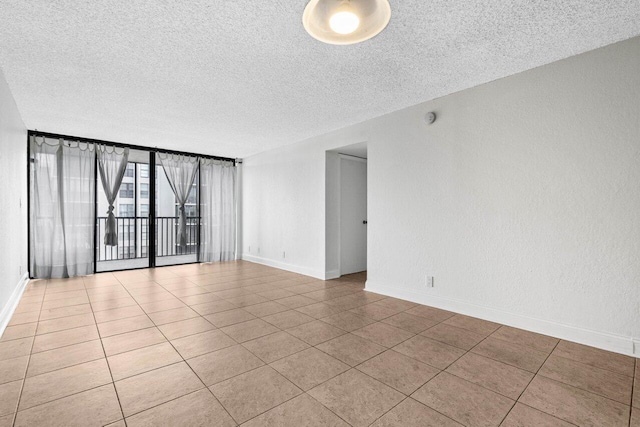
[325,142,367,279]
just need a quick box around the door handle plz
[363,220,368,225]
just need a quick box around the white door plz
[340,156,367,275]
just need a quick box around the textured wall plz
[0,67,27,322]
[242,36,640,354]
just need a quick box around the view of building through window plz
[96,159,199,264]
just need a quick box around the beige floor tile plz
[294,302,343,319]
[286,320,347,345]
[357,350,440,395]
[0,323,37,342]
[125,389,235,427]
[220,318,279,343]
[371,398,463,427]
[500,403,574,427]
[635,375,639,408]
[32,325,99,353]
[147,306,199,325]
[191,300,238,316]
[115,362,204,417]
[171,329,236,359]
[538,354,633,404]
[210,365,301,424]
[41,296,89,310]
[204,309,256,328]
[90,297,137,312]
[27,339,104,377]
[38,304,91,322]
[242,393,348,427]
[0,337,33,361]
[257,289,296,300]
[317,333,386,366]
[520,376,630,426]
[348,303,401,321]
[14,384,122,427]
[14,302,42,314]
[491,326,559,353]
[157,316,215,340]
[393,335,465,369]
[420,323,486,350]
[446,352,534,399]
[36,313,95,335]
[471,336,548,373]
[108,342,181,380]
[179,292,222,306]
[443,314,501,336]
[270,347,349,391]
[632,407,640,427]
[405,305,455,322]
[0,355,29,385]
[242,331,308,363]
[188,342,261,380]
[0,380,22,416]
[97,315,154,338]
[552,340,635,377]
[380,312,438,334]
[308,369,403,427]
[93,305,145,324]
[352,322,414,348]
[224,294,269,307]
[138,298,187,314]
[19,358,112,410]
[102,327,167,356]
[0,414,13,427]
[243,301,289,317]
[262,310,315,329]
[412,372,514,427]
[372,298,417,312]
[8,311,41,326]
[320,311,376,332]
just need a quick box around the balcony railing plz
[96,216,199,262]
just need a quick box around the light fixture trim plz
[303,0,391,45]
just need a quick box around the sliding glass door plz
[155,163,199,267]
[96,154,150,272]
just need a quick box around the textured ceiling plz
[1,1,639,158]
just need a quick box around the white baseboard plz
[0,272,29,339]
[241,254,327,280]
[366,280,639,357]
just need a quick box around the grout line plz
[84,276,127,425]
[10,278,46,427]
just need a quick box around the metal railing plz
[96,216,199,262]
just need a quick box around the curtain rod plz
[28,130,239,164]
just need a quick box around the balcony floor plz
[0,261,637,426]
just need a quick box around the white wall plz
[0,68,28,334]
[242,36,640,355]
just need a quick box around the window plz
[119,183,134,198]
[140,164,149,178]
[140,204,149,217]
[140,183,149,199]
[124,164,134,178]
[119,204,134,217]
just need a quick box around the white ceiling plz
[1,1,639,158]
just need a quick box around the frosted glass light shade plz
[303,0,391,45]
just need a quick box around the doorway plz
[325,142,367,279]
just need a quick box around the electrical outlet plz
[426,276,434,288]
[282,251,286,259]
[258,247,260,254]
[248,245,251,253]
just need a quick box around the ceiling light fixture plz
[303,0,391,45]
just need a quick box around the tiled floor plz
[0,261,637,426]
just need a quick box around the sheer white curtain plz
[97,145,129,246]
[30,136,95,278]
[158,153,199,248]
[200,159,236,262]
